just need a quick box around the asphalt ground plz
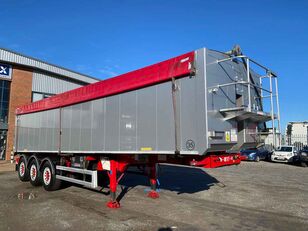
[0,161,307,231]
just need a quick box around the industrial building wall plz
[6,66,33,160]
[0,48,97,84]
[285,122,308,148]
[290,123,308,136]
[32,71,84,95]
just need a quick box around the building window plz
[0,130,7,160]
[32,92,55,102]
[0,80,10,124]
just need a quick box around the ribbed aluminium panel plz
[58,78,206,154]
[136,86,157,150]
[80,102,92,151]
[0,48,97,84]
[32,71,83,95]
[119,91,137,151]
[17,109,59,152]
[16,50,205,155]
[91,99,105,151]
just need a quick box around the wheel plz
[266,154,271,161]
[41,160,61,191]
[18,157,30,182]
[255,156,260,162]
[300,161,307,167]
[29,159,42,186]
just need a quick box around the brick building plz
[0,48,98,160]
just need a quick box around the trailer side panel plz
[17,108,59,152]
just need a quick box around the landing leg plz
[148,163,159,199]
[106,160,120,208]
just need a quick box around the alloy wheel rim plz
[30,164,37,181]
[19,162,25,177]
[43,167,51,185]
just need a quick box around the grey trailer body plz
[15,48,279,156]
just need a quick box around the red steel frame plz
[15,50,241,208]
[82,153,240,208]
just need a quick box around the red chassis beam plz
[16,152,240,209]
[82,153,240,208]
[188,153,241,168]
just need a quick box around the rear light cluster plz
[15,156,20,165]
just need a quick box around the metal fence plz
[283,134,308,150]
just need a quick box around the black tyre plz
[17,157,30,182]
[41,160,61,191]
[29,159,42,186]
[300,161,307,167]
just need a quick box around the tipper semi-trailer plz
[14,45,279,208]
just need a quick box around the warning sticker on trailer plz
[140,147,152,151]
[225,131,231,142]
[101,160,111,171]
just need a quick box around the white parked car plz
[271,146,298,163]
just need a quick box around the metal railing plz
[214,55,281,148]
[283,134,308,150]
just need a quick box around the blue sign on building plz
[0,63,12,79]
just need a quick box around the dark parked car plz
[293,149,308,167]
[240,146,271,162]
